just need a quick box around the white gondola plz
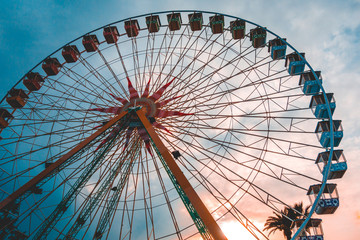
[315,150,347,179]
[307,184,339,214]
[292,218,324,240]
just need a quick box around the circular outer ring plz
[0,10,337,240]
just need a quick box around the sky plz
[1,0,360,239]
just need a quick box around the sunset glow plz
[222,221,256,240]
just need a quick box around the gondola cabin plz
[230,19,245,39]
[285,52,305,75]
[6,89,29,109]
[146,15,161,33]
[103,26,119,44]
[310,93,336,119]
[188,13,203,31]
[82,35,100,52]
[315,120,343,148]
[0,108,13,129]
[42,58,61,76]
[268,38,287,60]
[124,20,140,37]
[292,218,324,240]
[316,150,347,179]
[167,13,182,31]
[62,45,80,63]
[23,72,44,91]
[209,15,224,34]
[250,27,267,48]
[307,183,339,214]
[299,70,322,95]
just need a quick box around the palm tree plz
[263,202,310,240]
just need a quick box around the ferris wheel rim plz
[0,10,340,240]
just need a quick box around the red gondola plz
[0,108,13,128]
[103,26,119,44]
[6,89,29,109]
[124,20,140,37]
[42,58,61,76]
[23,72,44,91]
[62,45,80,63]
[82,35,100,52]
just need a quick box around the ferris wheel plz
[0,10,347,240]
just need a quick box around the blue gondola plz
[316,150,347,179]
[292,218,324,240]
[310,93,336,119]
[307,183,339,214]
[315,120,343,148]
[299,71,322,95]
[285,52,305,75]
[268,38,287,60]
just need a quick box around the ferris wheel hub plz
[123,97,157,117]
